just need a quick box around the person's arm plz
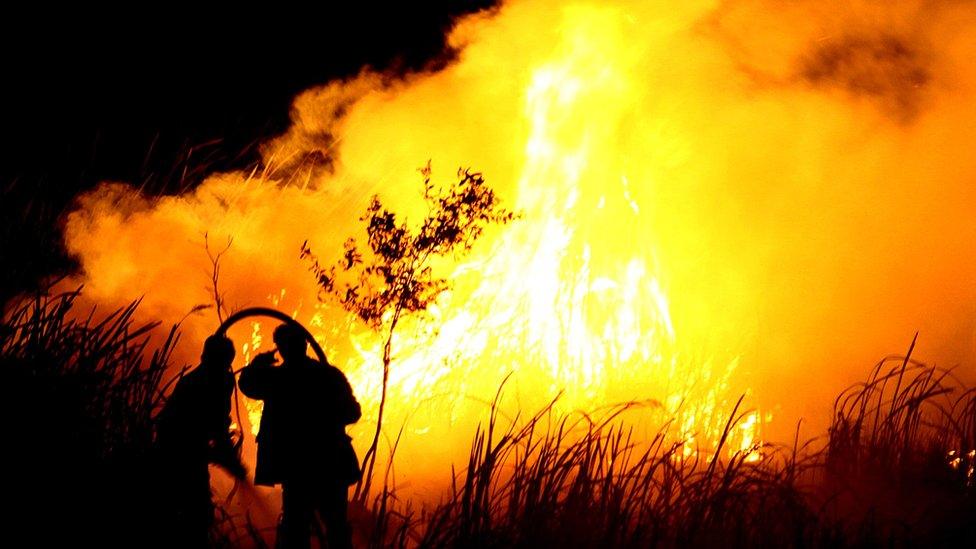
[238,351,278,400]
[210,429,247,479]
[210,373,247,479]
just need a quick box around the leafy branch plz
[301,162,515,503]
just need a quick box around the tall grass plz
[406,390,827,548]
[824,334,976,544]
[377,338,976,548]
[0,288,177,545]
[3,290,975,546]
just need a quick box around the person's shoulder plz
[177,365,205,386]
[166,366,206,403]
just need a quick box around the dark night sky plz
[0,2,496,303]
[1,3,495,190]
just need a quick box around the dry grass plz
[3,293,975,547]
[1,288,177,545]
[403,390,826,548]
[376,337,976,548]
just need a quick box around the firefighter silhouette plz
[156,334,245,547]
[240,323,361,549]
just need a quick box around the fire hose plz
[215,306,328,367]
[211,307,327,507]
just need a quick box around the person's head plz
[273,323,308,363]
[201,335,235,369]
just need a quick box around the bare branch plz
[204,232,234,324]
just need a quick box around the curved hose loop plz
[215,307,328,366]
[213,307,328,504]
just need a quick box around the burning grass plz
[407,392,814,547]
[2,291,975,547]
[400,362,976,547]
[357,340,976,547]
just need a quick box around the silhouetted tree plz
[302,163,514,502]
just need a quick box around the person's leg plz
[278,482,314,549]
[318,482,353,549]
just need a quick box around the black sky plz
[0,2,496,303]
[1,3,496,191]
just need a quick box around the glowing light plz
[242,321,265,437]
[238,4,766,461]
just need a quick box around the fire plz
[239,1,765,471]
[240,321,265,437]
[60,0,976,501]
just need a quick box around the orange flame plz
[61,0,976,498]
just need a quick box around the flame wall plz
[63,0,976,499]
